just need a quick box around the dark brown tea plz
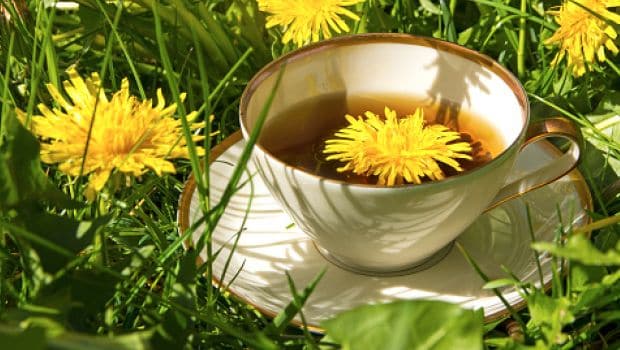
[259,93,505,185]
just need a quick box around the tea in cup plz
[239,34,581,275]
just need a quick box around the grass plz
[1,0,620,349]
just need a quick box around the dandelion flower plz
[18,67,208,200]
[257,0,364,48]
[545,0,620,77]
[323,107,472,186]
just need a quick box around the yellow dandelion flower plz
[545,0,620,77]
[323,107,472,186]
[18,67,208,200]
[257,0,364,48]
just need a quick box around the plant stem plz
[606,58,620,77]
[573,215,620,235]
[517,0,527,79]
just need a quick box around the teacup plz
[239,34,581,275]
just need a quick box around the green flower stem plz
[606,57,620,77]
[517,0,527,79]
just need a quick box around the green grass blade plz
[206,64,285,236]
[439,0,457,42]
[152,1,204,210]
[455,242,526,331]
[94,0,146,99]
[269,268,326,334]
[525,205,546,288]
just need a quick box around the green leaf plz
[584,92,620,177]
[527,291,574,345]
[571,269,620,312]
[68,269,118,315]
[532,234,620,266]
[6,321,152,350]
[420,0,441,15]
[0,324,46,350]
[602,268,620,286]
[0,113,79,211]
[483,278,520,289]
[594,227,620,252]
[569,263,608,292]
[151,253,197,350]
[269,268,325,334]
[16,214,111,273]
[49,331,152,350]
[151,309,190,350]
[322,300,483,350]
[439,0,457,42]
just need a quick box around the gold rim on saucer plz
[177,131,593,332]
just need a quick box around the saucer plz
[178,132,592,328]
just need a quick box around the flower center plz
[323,107,473,186]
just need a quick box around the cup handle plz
[485,117,582,211]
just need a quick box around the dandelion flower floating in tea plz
[18,67,208,201]
[323,107,473,186]
[545,0,620,77]
[257,0,364,48]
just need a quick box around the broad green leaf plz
[68,269,118,315]
[13,213,111,273]
[584,92,620,177]
[572,269,620,312]
[569,263,608,292]
[420,0,441,14]
[527,291,574,345]
[602,269,620,285]
[0,113,78,211]
[322,300,483,350]
[532,234,620,266]
[594,227,620,252]
[578,141,619,193]
[151,308,191,350]
[365,3,398,33]
[589,91,620,122]
[1,319,151,349]
[151,254,197,350]
[0,324,46,350]
[49,331,152,350]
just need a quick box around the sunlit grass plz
[1,0,619,349]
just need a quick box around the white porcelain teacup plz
[239,34,581,275]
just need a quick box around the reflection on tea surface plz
[259,93,505,185]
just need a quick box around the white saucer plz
[178,132,592,328]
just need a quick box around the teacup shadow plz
[194,149,588,325]
[423,47,492,130]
